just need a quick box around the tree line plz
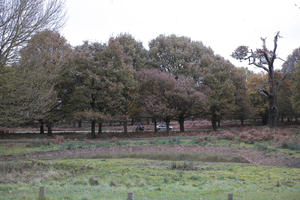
[0,31,300,137]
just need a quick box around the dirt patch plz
[2,145,300,168]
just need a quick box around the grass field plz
[1,126,300,199]
[1,158,300,200]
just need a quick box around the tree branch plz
[271,32,280,64]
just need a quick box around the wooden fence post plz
[39,187,45,200]
[228,193,233,200]
[128,192,134,200]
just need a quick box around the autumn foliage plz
[0,31,300,135]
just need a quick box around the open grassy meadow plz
[1,126,300,200]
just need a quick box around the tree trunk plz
[131,118,134,126]
[154,118,157,133]
[240,117,244,126]
[268,97,278,128]
[211,119,217,131]
[211,111,217,131]
[217,118,221,127]
[210,106,218,130]
[98,121,102,134]
[39,120,44,134]
[47,122,52,136]
[91,120,96,138]
[166,119,170,133]
[178,116,185,132]
[78,120,82,128]
[123,119,128,134]
[268,67,278,128]
[262,110,268,125]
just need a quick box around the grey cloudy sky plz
[62,0,300,71]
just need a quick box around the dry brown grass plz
[55,136,64,144]
[6,143,15,148]
[214,126,300,145]
[217,130,235,140]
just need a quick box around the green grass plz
[64,151,250,163]
[1,158,300,200]
[0,137,246,156]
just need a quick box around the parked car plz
[135,124,144,132]
[156,124,173,131]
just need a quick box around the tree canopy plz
[1,29,300,134]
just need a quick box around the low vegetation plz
[1,126,300,199]
[1,159,300,200]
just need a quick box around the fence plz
[38,187,234,200]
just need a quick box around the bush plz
[168,138,182,145]
[89,177,99,186]
[197,135,212,143]
[254,142,277,152]
[169,161,195,170]
[281,141,300,150]
[218,131,235,140]
[238,128,273,143]
[65,142,85,150]
[192,137,207,146]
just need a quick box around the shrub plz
[168,138,181,145]
[281,141,300,150]
[169,161,195,170]
[273,135,291,143]
[238,128,273,143]
[55,136,65,144]
[110,180,117,187]
[198,136,205,142]
[218,131,235,140]
[197,135,212,143]
[193,137,207,146]
[254,142,277,152]
[89,177,99,186]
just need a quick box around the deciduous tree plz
[0,66,17,126]
[168,76,207,132]
[231,68,253,125]
[138,69,176,132]
[246,73,269,125]
[113,33,148,71]
[148,34,213,78]
[17,30,72,135]
[0,0,65,67]
[202,56,236,130]
[70,41,110,138]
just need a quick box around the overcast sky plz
[62,0,300,71]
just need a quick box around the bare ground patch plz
[1,145,300,168]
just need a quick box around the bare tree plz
[0,0,65,67]
[232,32,294,128]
